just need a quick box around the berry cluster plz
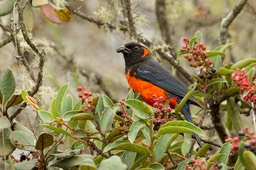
[226,128,256,153]
[181,37,213,75]
[186,158,221,170]
[231,68,256,107]
[77,86,95,112]
[152,94,172,130]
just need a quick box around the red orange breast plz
[126,69,177,106]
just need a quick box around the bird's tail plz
[182,102,202,147]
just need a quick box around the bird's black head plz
[116,42,151,68]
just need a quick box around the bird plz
[116,42,202,145]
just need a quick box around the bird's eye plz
[134,46,139,50]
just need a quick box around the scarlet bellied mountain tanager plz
[117,42,202,145]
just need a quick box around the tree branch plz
[219,0,248,45]
[10,1,46,121]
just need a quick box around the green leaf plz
[227,97,242,132]
[175,83,196,114]
[121,151,136,170]
[95,96,104,113]
[208,78,227,86]
[217,142,231,164]
[10,130,36,151]
[0,0,16,16]
[142,127,151,145]
[0,68,16,105]
[98,156,127,170]
[159,121,205,136]
[217,67,235,75]
[100,107,116,133]
[194,31,202,42]
[206,153,223,169]
[106,128,125,143]
[103,141,150,155]
[0,116,11,129]
[73,130,87,138]
[62,94,73,115]
[55,84,69,117]
[126,90,135,99]
[23,4,34,32]
[128,120,146,143]
[206,51,224,57]
[234,158,245,170]
[50,154,97,170]
[195,144,210,158]
[62,110,84,121]
[214,43,233,52]
[0,128,15,156]
[125,99,153,119]
[13,122,34,134]
[148,163,165,170]
[243,151,256,170]
[74,101,82,110]
[189,37,197,47]
[40,124,71,137]
[238,142,249,169]
[130,155,148,170]
[70,113,94,121]
[38,110,51,122]
[35,133,54,151]
[210,55,222,69]
[14,159,38,170]
[154,133,178,161]
[6,94,23,109]
[231,58,256,70]
[181,134,191,156]
[102,94,115,108]
[51,99,58,118]
[225,87,240,95]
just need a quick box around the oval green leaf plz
[0,128,15,156]
[70,112,94,121]
[124,99,153,119]
[40,124,71,137]
[100,107,115,133]
[231,58,256,70]
[206,51,224,57]
[128,120,146,143]
[243,151,256,170]
[62,110,84,121]
[0,68,16,105]
[154,133,178,161]
[159,121,205,136]
[35,133,53,151]
[98,156,127,170]
[55,84,69,117]
[38,110,52,122]
[103,141,150,155]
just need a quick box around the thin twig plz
[16,3,45,96]
[200,138,221,148]
[219,0,248,45]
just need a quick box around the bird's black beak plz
[116,46,132,54]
